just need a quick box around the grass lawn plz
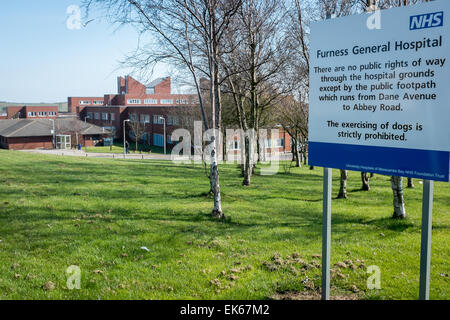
[85,143,166,154]
[0,150,448,300]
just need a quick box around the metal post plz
[160,117,166,155]
[49,119,55,149]
[163,118,167,155]
[322,167,332,300]
[419,179,433,300]
[321,11,334,301]
[123,119,130,156]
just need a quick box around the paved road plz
[19,149,294,162]
[19,149,173,160]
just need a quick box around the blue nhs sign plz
[410,11,443,30]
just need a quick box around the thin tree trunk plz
[293,135,300,168]
[243,133,251,186]
[391,176,406,219]
[407,177,414,188]
[209,9,223,219]
[295,144,301,168]
[361,172,370,191]
[337,170,348,199]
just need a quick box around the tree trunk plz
[361,172,370,191]
[293,136,301,168]
[243,133,251,186]
[210,139,223,219]
[240,136,246,177]
[407,177,414,188]
[391,176,406,219]
[337,170,348,199]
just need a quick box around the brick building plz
[72,75,292,154]
[0,119,107,150]
[76,76,197,149]
[1,106,59,119]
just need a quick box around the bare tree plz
[85,0,243,218]
[220,0,290,185]
[69,118,84,148]
[275,95,308,168]
[106,120,117,151]
[128,120,146,152]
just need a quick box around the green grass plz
[0,150,448,300]
[86,143,166,154]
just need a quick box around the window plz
[80,100,91,105]
[110,113,115,121]
[127,99,141,105]
[167,134,173,144]
[93,100,103,105]
[230,140,240,150]
[87,112,93,119]
[27,112,36,117]
[274,138,285,147]
[129,113,138,121]
[38,111,47,117]
[146,88,155,94]
[101,113,109,121]
[266,138,284,148]
[48,111,57,116]
[167,115,179,126]
[94,113,100,120]
[144,99,158,105]
[160,99,173,105]
[140,114,150,124]
[176,99,188,104]
[153,134,164,147]
[153,115,164,124]
[56,135,71,150]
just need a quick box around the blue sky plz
[0,0,167,103]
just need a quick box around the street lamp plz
[123,119,130,156]
[159,116,166,155]
[49,119,55,149]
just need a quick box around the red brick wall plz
[118,76,126,94]
[127,76,147,95]
[68,97,104,113]
[6,136,53,150]
[81,106,126,138]
[154,77,171,94]
[23,106,59,119]
[6,106,23,119]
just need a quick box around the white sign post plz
[309,1,450,300]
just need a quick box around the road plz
[18,149,294,162]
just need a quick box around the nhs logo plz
[410,11,444,30]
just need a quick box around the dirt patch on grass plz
[270,290,361,300]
